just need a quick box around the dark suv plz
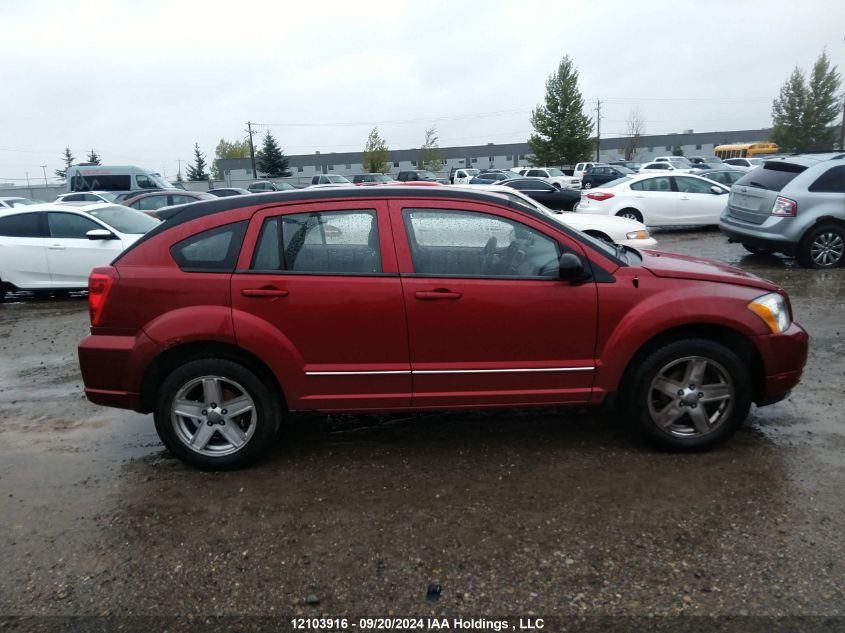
[582,165,635,189]
[78,187,807,469]
[396,170,438,182]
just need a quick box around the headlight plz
[626,230,650,240]
[747,292,790,333]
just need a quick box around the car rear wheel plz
[625,339,751,450]
[798,224,845,269]
[154,358,280,469]
[616,209,643,223]
[584,182,593,189]
[552,182,562,190]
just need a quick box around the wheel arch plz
[616,323,764,408]
[140,341,287,414]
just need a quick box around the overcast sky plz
[1,0,843,183]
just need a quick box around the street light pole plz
[40,165,48,187]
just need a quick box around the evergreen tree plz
[528,56,594,167]
[772,50,842,152]
[54,147,75,179]
[419,127,443,172]
[86,149,101,165]
[256,131,291,177]
[363,127,390,173]
[186,143,209,181]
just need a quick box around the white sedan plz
[0,202,158,299]
[574,173,729,226]
[459,184,658,248]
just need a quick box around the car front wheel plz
[798,224,845,269]
[625,339,751,450]
[154,358,280,469]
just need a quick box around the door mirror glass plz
[558,252,590,282]
[86,229,115,240]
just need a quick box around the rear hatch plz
[726,160,807,224]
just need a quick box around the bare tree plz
[624,108,646,161]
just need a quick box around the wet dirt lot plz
[0,229,843,623]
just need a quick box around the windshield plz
[748,158,763,166]
[615,166,635,174]
[150,173,177,189]
[87,205,160,234]
[375,174,394,182]
[98,192,119,202]
[419,171,437,180]
[703,157,723,164]
[327,175,352,183]
[6,198,38,207]
[546,168,565,176]
[466,169,480,176]
[670,157,692,167]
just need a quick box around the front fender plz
[594,275,768,391]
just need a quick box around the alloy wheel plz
[810,231,844,267]
[170,375,257,456]
[647,356,734,438]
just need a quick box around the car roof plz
[0,201,122,217]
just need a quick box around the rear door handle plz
[241,288,289,298]
[415,290,462,300]
[679,196,690,200]
[48,244,65,250]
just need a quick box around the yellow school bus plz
[714,142,779,159]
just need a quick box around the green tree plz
[772,50,842,152]
[212,137,249,179]
[54,147,74,179]
[528,56,594,167]
[256,130,291,177]
[186,143,209,181]
[363,127,390,173]
[86,149,101,165]
[671,145,684,156]
[419,126,443,172]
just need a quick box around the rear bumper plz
[78,330,159,412]
[753,322,809,405]
[719,223,797,255]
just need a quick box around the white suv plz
[523,167,581,190]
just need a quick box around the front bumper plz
[752,321,809,405]
[618,237,658,248]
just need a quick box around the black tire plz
[623,339,751,450]
[154,358,281,469]
[552,182,562,190]
[742,242,773,255]
[797,223,845,269]
[584,181,593,189]
[616,208,643,223]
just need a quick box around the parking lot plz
[0,228,843,619]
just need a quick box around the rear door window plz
[0,212,44,237]
[251,210,381,274]
[735,162,806,192]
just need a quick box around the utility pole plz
[40,165,48,187]
[247,121,257,178]
[177,159,182,179]
[595,99,602,162]
[25,172,30,188]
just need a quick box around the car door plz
[671,176,727,224]
[0,211,51,288]
[389,199,598,407]
[44,212,126,287]
[628,176,679,225]
[230,200,411,411]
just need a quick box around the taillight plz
[771,196,797,217]
[587,192,615,202]
[88,269,116,326]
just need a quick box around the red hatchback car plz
[78,187,808,469]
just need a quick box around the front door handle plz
[415,290,462,300]
[241,288,289,298]
[679,196,690,200]
[48,244,66,250]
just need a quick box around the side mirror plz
[558,252,591,282]
[86,229,116,240]
[711,185,727,195]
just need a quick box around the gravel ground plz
[0,228,843,626]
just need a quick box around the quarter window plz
[47,212,102,238]
[403,209,560,278]
[171,221,247,272]
[808,165,845,193]
[251,210,381,274]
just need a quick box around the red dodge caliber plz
[78,186,808,469]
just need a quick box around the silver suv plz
[719,153,845,268]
